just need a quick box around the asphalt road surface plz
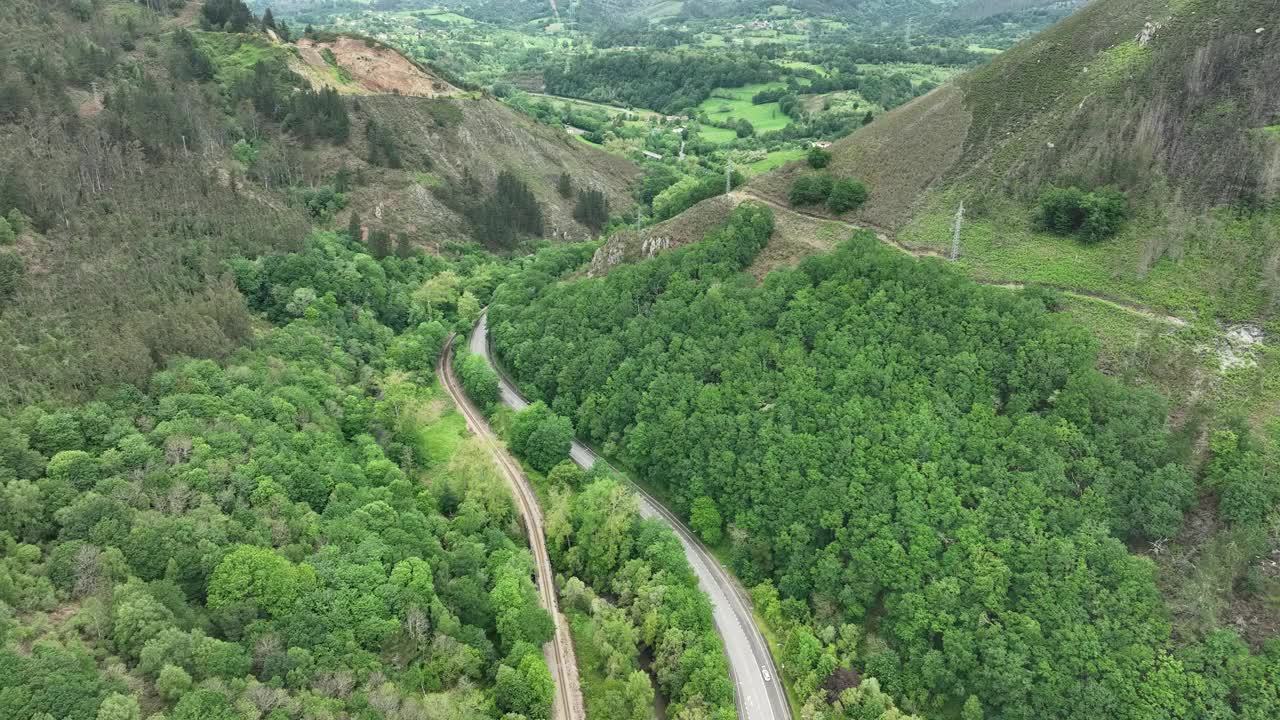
[471,313,791,720]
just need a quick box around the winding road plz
[471,314,792,720]
[437,336,584,720]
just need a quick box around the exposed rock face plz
[1136,20,1161,46]
[587,195,738,276]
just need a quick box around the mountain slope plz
[0,0,637,407]
[754,0,1278,225]
[597,0,1278,327]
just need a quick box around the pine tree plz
[261,8,276,31]
[573,188,610,234]
[557,171,573,199]
[368,229,391,259]
[395,234,414,259]
[347,212,363,241]
[366,120,401,168]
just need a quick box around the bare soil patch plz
[294,37,460,97]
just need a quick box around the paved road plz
[471,314,792,720]
[438,336,584,720]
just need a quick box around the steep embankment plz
[767,0,1279,322]
[273,29,639,245]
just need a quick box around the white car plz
[761,667,772,682]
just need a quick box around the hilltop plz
[0,0,637,406]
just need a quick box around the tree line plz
[541,49,779,114]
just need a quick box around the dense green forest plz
[542,51,778,115]
[6,2,1277,720]
[451,243,740,719]
[0,230,577,719]
[488,204,1280,719]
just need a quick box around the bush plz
[653,173,739,222]
[736,119,755,138]
[0,217,13,246]
[70,0,94,21]
[6,210,26,236]
[1036,186,1127,243]
[1037,186,1088,234]
[806,147,831,169]
[789,174,833,207]
[827,178,868,213]
[299,187,346,220]
[1079,188,1129,243]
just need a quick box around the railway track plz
[471,313,791,720]
[437,335,583,720]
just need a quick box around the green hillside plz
[751,0,1278,323]
[577,0,1280,667]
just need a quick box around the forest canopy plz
[0,231,557,720]
[487,203,1280,719]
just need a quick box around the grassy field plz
[697,124,739,144]
[417,10,474,24]
[529,92,661,120]
[877,61,964,86]
[745,148,806,175]
[778,59,827,76]
[697,83,793,133]
[697,32,728,48]
[901,198,1280,325]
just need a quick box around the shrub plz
[789,174,833,207]
[1037,186,1088,234]
[299,187,346,220]
[6,210,26,235]
[1036,186,1128,243]
[70,0,94,21]
[807,147,831,169]
[0,217,13,246]
[653,173,739,221]
[827,178,868,213]
[1078,188,1129,243]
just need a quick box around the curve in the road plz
[471,314,792,720]
[437,336,584,720]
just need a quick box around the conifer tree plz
[347,212,363,241]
